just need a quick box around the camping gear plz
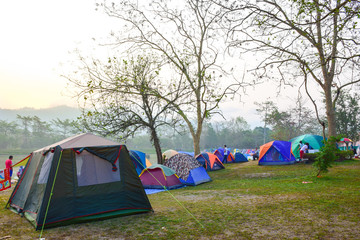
[162,149,179,161]
[339,138,352,142]
[164,153,211,186]
[338,137,353,150]
[0,168,11,191]
[6,133,152,230]
[129,150,152,175]
[234,152,248,162]
[195,152,225,171]
[139,164,184,190]
[258,140,296,165]
[16,166,24,178]
[290,134,325,159]
[214,148,235,163]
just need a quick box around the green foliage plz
[0,115,80,152]
[303,152,318,162]
[335,91,360,142]
[313,135,341,177]
[336,150,354,161]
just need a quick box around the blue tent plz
[129,150,147,175]
[177,151,195,157]
[164,153,211,186]
[180,166,212,186]
[258,141,296,165]
[234,152,248,162]
[195,152,225,171]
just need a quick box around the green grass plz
[1,160,360,239]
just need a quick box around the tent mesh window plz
[76,150,120,187]
[37,152,55,184]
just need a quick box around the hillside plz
[0,105,81,122]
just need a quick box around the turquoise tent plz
[290,134,325,159]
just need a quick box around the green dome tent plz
[290,134,326,159]
[6,133,152,230]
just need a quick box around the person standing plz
[5,155,13,177]
[300,143,309,161]
[223,145,228,164]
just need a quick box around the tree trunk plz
[150,128,163,164]
[324,83,337,137]
[193,133,201,156]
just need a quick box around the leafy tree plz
[252,126,269,148]
[335,91,360,142]
[16,115,33,148]
[255,100,276,144]
[51,118,80,139]
[68,56,182,164]
[313,135,340,177]
[200,122,219,150]
[266,109,296,140]
[0,120,19,149]
[97,0,245,154]
[260,100,322,140]
[224,0,360,138]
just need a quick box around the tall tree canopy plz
[96,0,246,154]
[335,90,360,141]
[224,0,360,138]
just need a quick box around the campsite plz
[1,157,360,239]
[1,0,360,239]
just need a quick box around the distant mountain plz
[0,105,81,122]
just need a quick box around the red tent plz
[139,164,184,190]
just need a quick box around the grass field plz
[1,159,359,239]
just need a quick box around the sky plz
[0,0,311,128]
[0,0,111,109]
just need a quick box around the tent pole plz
[39,150,63,239]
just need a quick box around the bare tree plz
[223,0,360,138]
[96,0,246,154]
[66,55,183,163]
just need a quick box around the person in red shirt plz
[5,155,13,177]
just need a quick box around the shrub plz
[303,152,319,163]
[313,136,341,177]
[336,150,354,161]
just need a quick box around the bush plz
[313,136,340,177]
[303,152,319,163]
[336,150,354,161]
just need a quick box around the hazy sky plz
[0,0,110,109]
[0,0,308,127]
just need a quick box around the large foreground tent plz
[6,133,152,230]
[139,164,184,190]
[258,140,296,165]
[290,134,325,159]
[164,153,211,186]
[195,152,225,171]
